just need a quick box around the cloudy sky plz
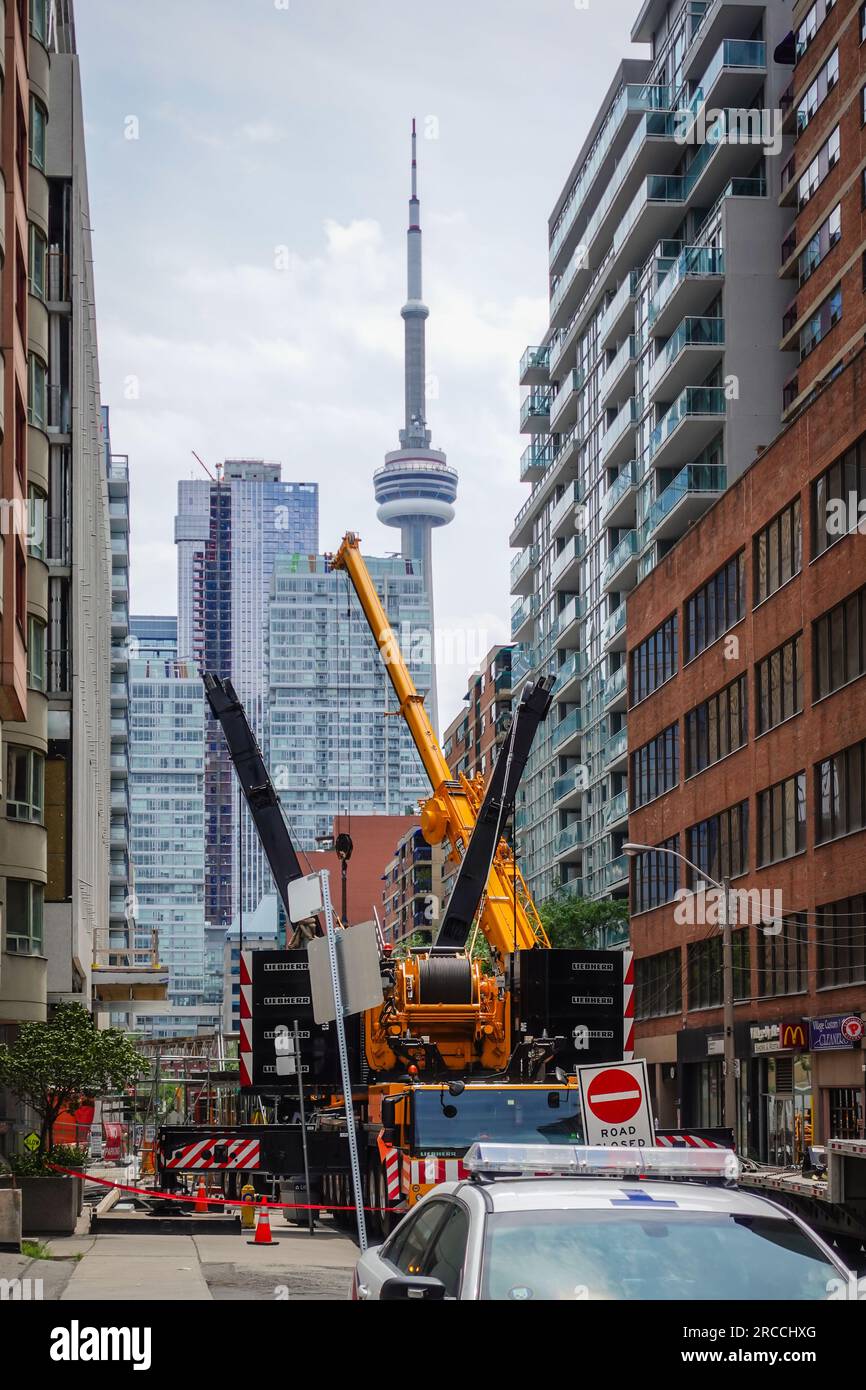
[75,0,644,728]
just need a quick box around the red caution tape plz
[49,1165,391,1214]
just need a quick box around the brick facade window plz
[685,673,748,773]
[630,611,677,705]
[757,771,806,866]
[636,946,682,1019]
[630,723,679,810]
[684,551,745,661]
[754,497,802,605]
[814,583,866,699]
[816,894,866,986]
[631,834,680,915]
[687,930,750,1009]
[815,736,866,842]
[812,432,866,557]
[686,800,749,886]
[757,914,807,997]
[756,633,803,734]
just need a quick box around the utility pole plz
[721,877,738,1144]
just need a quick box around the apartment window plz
[754,497,802,604]
[686,801,749,886]
[862,2,866,42]
[30,0,48,43]
[688,931,750,1009]
[829,1089,863,1141]
[27,616,46,692]
[757,915,807,997]
[28,224,47,300]
[27,485,46,561]
[799,282,842,359]
[757,772,806,866]
[796,48,839,135]
[799,204,841,286]
[635,947,682,1020]
[796,0,836,58]
[630,723,678,810]
[28,96,48,172]
[630,612,677,705]
[684,551,745,661]
[815,737,866,843]
[685,674,747,775]
[631,835,680,915]
[814,585,866,700]
[4,881,44,955]
[798,126,840,209]
[6,746,45,822]
[816,894,866,987]
[812,434,866,556]
[756,633,803,734]
[28,353,47,428]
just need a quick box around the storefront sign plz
[780,1021,807,1050]
[809,1014,864,1051]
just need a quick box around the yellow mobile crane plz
[329,532,553,1078]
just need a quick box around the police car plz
[351,1144,853,1301]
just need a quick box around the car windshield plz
[481,1208,839,1301]
[412,1088,583,1153]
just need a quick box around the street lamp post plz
[624,842,738,1148]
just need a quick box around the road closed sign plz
[577,1059,655,1147]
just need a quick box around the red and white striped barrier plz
[165,1137,262,1170]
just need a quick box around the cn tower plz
[374,120,458,730]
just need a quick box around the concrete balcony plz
[697,38,766,111]
[550,367,585,433]
[520,438,554,481]
[683,0,767,84]
[510,543,539,596]
[109,500,129,533]
[602,530,639,592]
[552,706,584,755]
[550,479,586,539]
[600,397,639,470]
[603,726,628,772]
[648,245,725,336]
[649,316,725,401]
[599,270,639,350]
[553,650,587,699]
[601,461,639,528]
[600,852,629,892]
[603,663,628,712]
[551,533,585,592]
[553,595,586,650]
[644,462,726,544]
[600,335,640,410]
[603,788,629,829]
[554,819,585,863]
[649,386,726,469]
[519,343,550,386]
[553,767,585,810]
[603,601,628,652]
[520,391,552,434]
[510,490,538,548]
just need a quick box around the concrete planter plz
[0,1175,78,1235]
[0,1189,22,1251]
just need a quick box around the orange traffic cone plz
[194,1180,208,1214]
[248,1198,275,1246]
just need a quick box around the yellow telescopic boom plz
[329,532,548,955]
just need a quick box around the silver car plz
[351,1143,853,1301]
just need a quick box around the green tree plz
[540,896,629,950]
[0,1002,148,1152]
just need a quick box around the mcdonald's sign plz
[780,1021,807,1050]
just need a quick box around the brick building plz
[780,0,866,415]
[381,824,447,947]
[442,645,515,781]
[626,350,866,1161]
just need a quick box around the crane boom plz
[329,532,550,956]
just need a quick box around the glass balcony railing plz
[603,602,627,646]
[553,651,588,693]
[551,367,586,421]
[511,646,533,686]
[554,768,584,803]
[699,39,766,97]
[604,664,628,704]
[602,853,629,890]
[520,392,552,428]
[649,315,725,390]
[550,83,674,264]
[551,595,586,641]
[603,788,629,826]
[603,727,628,765]
[600,335,639,401]
[602,530,638,587]
[649,245,725,325]
[601,397,638,460]
[520,344,550,378]
[601,461,638,522]
[519,440,555,479]
[555,821,586,856]
[552,533,586,584]
[649,387,727,458]
[510,543,539,587]
[553,707,584,748]
[645,462,727,537]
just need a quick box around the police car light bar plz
[463,1143,739,1182]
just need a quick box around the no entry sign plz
[577,1059,655,1147]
